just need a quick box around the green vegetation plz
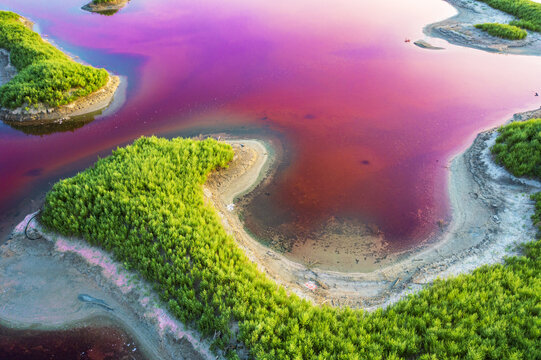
[0,11,108,109]
[493,118,541,233]
[478,0,541,31]
[510,19,541,32]
[491,119,541,178]
[41,136,540,359]
[475,23,527,40]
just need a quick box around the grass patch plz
[475,23,527,39]
[0,11,109,109]
[41,136,541,359]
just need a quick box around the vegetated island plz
[0,11,119,126]
[425,0,541,54]
[82,0,130,15]
[2,122,540,359]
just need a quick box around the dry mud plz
[425,0,541,55]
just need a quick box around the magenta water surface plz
[1,0,541,259]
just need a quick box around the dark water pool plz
[0,323,146,360]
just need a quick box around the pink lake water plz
[1,0,541,266]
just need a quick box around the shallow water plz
[0,322,146,360]
[1,0,541,263]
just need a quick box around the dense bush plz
[41,137,541,359]
[475,22,528,39]
[0,11,108,109]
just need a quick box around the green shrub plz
[40,136,541,359]
[491,119,541,178]
[510,19,541,31]
[475,23,528,40]
[0,11,108,109]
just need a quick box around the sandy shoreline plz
[424,0,541,55]
[204,112,541,308]
[0,75,121,126]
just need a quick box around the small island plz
[0,11,119,126]
[82,0,130,15]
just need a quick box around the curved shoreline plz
[424,0,541,55]
[2,107,539,356]
[205,111,540,308]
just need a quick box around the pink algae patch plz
[54,238,134,293]
[13,212,38,233]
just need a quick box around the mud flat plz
[82,0,130,14]
[0,215,217,360]
[205,113,540,308]
[425,0,541,55]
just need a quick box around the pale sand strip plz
[205,112,540,308]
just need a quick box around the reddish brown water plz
[0,323,145,359]
[1,0,541,254]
